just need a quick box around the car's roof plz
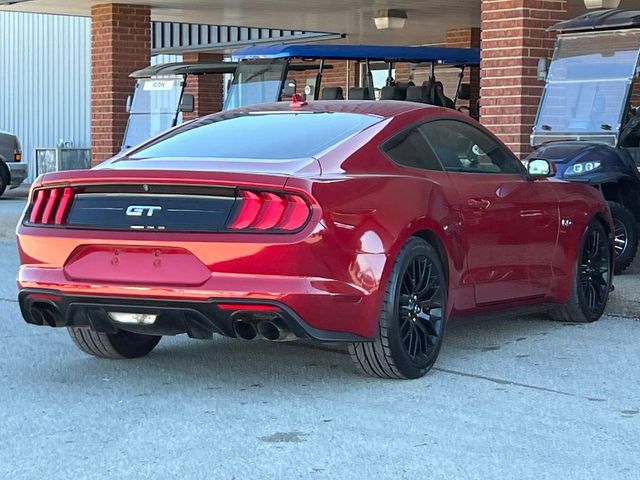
[215,100,437,121]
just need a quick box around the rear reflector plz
[28,187,75,225]
[228,190,311,232]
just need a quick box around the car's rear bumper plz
[18,289,374,342]
[7,162,28,188]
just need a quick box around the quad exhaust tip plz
[232,317,296,342]
[29,302,63,327]
[256,319,296,342]
[233,318,259,340]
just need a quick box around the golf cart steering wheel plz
[464,143,482,168]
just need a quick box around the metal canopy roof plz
[233,44,481,65]
[151,21,342,54]
[549,9,640,33]
[130,62,239,78]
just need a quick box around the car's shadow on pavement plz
[42,313,565,390]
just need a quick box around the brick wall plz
[91,3,150,165]
[182,52,224,121]
[447,28,481,117]
[480,0,567,158]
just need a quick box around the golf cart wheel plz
[348,237,446,379]
[68,327,161,359]
[608,201,637,273]
[550,219,612,323]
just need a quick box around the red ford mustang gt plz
[16,101,613,379]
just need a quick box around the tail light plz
[28,187,75,225]
[14,150,22,162]
[228,190,312,232]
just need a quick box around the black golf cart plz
[529,9,640,273]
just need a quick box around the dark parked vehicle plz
[529,9,640,273]
[0,130,27,196]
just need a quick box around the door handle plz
[467,198,491,209]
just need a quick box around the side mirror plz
[282,79,297,97]
[126,95,132,113]
[537,57,548,81]
[458,83,471,100]
[179,94,195,113]
[527,158,555,178]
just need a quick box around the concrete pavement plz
[1,212,639,477]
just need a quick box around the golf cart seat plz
[349,87,371,100]
[380,86,406,100]
[395,81,415,90]
[406,85,431,103]
[433,81,455,108]
[321,87,344,100]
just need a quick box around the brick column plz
[447,28,481,118]
[91,3,150,165]
[182,52,224,121]
[480,0,567,158]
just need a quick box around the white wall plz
[0,11,90,182]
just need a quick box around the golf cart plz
[529,9,640,273]
[122,60,331,150]
[227,44,480,114]
[122,62,238,150]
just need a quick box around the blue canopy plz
[234,44,480,65]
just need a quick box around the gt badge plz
[126,205,162,217]
[561,218,572,228]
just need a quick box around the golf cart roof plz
[233,44,480,65]
[130,60,333,79]
[549,9,640,33]
[130,62,239,78]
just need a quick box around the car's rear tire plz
[348,237,447,379]
[608,201,637,274]
[67,327,161,359]
[549,219,612,323]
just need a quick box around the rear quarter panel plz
[287,164,468,328]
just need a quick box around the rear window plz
[128,112,380,160]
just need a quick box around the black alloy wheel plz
[613,216,628,259]
[398,255,444,362]
[349,237,447,379]
[550,219,612,323]
[578,223,610,314]
[608,201,637,274]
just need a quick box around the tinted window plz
[420,120,523,175]
[129,112,380,160]
[382,127,442,171]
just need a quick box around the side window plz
[419,120,523,175]
[382,127,443,171]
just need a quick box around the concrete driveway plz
[0,188,638,479]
